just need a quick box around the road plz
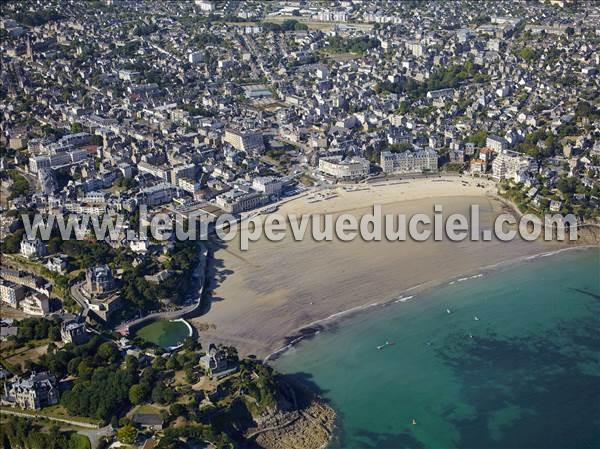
[70,282,90,317]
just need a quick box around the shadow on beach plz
[198,238,234,316]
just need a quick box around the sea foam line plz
[449,273,484,285]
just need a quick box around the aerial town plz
[0,1,599,448]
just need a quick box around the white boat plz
[446,309,451,314]
[474,316,480,321]
[376,341,395,350]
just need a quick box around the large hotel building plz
[380,148,439,174]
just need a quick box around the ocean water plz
[273,247,600,449]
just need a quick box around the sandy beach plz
[191,176,563,358]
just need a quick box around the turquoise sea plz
[273,247,600,449]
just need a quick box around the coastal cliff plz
[575,224,600,245]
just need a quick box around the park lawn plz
[132,404,165,415]
[66,433,91,449]
[39,405,103,426]
[1,404,102,427]
[224,21,258,27]
[3,339,50,369]
[321,50,362,62]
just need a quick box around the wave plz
[449,273,484,285]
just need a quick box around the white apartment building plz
[85,191,108,204]
[216,190,266,214]
[59,133,91,147]
[21,294,51,316]
[137,183,177,206]
[0,281,25,307]
[491,149,539,180]
[380,148,438,174]
[195,0,215,12]
[486,135,508,152]
[138,161,171,182]
[178,177,203,194]
[317,10,348,22]
[224,128,264,153]
[64,202,106,216]
[318,156,370,180]
[29,155,51,173]
[28,149,88,174]
[252,176,283,196]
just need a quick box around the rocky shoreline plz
[246,377,337,449]
[251,398,336,449]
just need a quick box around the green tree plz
[116,425,137,445]
[70,122,84,133]
[128,384,145,405]
[97,342,119,364]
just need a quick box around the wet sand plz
[191,177,561,358]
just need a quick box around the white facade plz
[380,149,438,174]
[137,183,177,206]
[178,177,202,194]
[216,190,266,213]
[29,149,89,174]
[486,135,508,152]
[0,281,25,307]
[491,150,538,180]
[252,176,283,196]
[195,0,215,12]
[21,294,51,316]
[317,10,348,22]
[224,128,264,153]
[46,256,67,274]
[138,161,171,181]
[319,156,370,179]
[20,238,47,258]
